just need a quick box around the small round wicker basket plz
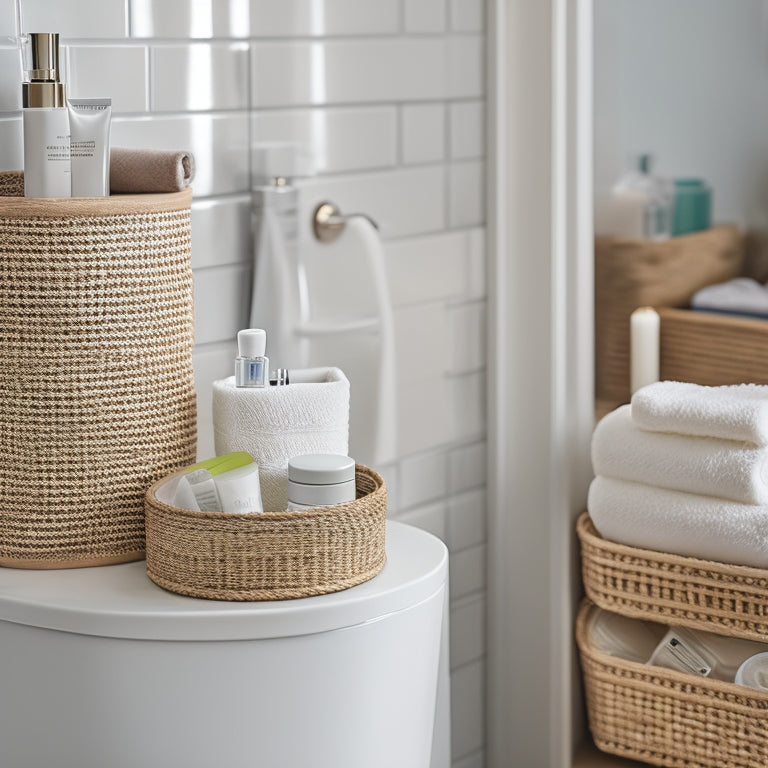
[145,464,387,601]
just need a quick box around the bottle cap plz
[288,454,355,485]
[22,33,66,108]
[26,33,60,81]
[237,328,266,358]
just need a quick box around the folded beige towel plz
[109,147,195,194]
[0,149,195,197]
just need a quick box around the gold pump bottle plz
[22,32,71,197]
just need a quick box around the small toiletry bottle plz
[605,154,673,240]
[235,328,269,387]
[22,33,71,198]
[672,178,711,236]
[287,454,356,511]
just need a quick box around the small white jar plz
[287,454,356,511]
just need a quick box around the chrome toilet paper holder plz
[312,201,379,243]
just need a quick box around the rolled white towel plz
[592,404,768,505]
[631,381,768,445]
[212,367,350,511]
[588,475,768,569]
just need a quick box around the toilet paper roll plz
[212,367,350,511]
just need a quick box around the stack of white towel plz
[589,381,768,569]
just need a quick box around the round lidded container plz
[287,454,356,511]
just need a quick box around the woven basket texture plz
[595,225,743,403]
[659,307,768,387]
[0,170,23,197]
[578,512,768,643]
[576,599,768,768]
[0,185,197,568]
[145,464,387,601]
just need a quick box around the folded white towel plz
[592,404,768,505]
[588,476,768,569]
[691,277,768,317]
[631,381,768,445]
[212,367,350,511]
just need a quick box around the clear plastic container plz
[586,605,768,683]
[648,625,768,682]
[585,605,667,664]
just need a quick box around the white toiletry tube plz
[68,98,112,197]
[215,462,264,514]
[171,452,264,514]
[22,33,71,198]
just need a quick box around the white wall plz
[0,1,488,765]
[594,0,768,232]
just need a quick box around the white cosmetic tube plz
[215,462,264,514]
[68,98,112,197]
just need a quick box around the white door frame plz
[486,1,594,765]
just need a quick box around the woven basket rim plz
[0,187,192,216]
[576,597,768,706]
[146,462,385,521]
[576,510,768,583]
[594,223,740,248]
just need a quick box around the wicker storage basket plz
[595,225,744,403]
[0,188,197,568]
[576,598,768,768]
[145,464,387,601]
[658,307,768,387]
[578,512,768,643]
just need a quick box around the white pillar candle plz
[630,306,660,394]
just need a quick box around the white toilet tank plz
[0,521,448,768]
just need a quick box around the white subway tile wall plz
[401,103,446,165]
[249,0,401,38]
[450,101,485,160]
[151,44,250,112]
[0,46,21,110]
[67,45,149,112]
[0,2,487,764]
[251,106,398,175]
[404,0,448,34]
[449,0,486,33]
[451,659,486,759]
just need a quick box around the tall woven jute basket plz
[576,598,768,768]
[0,185,197,568]
[145,464,387,601]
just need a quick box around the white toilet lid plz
[0,521,447,641]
